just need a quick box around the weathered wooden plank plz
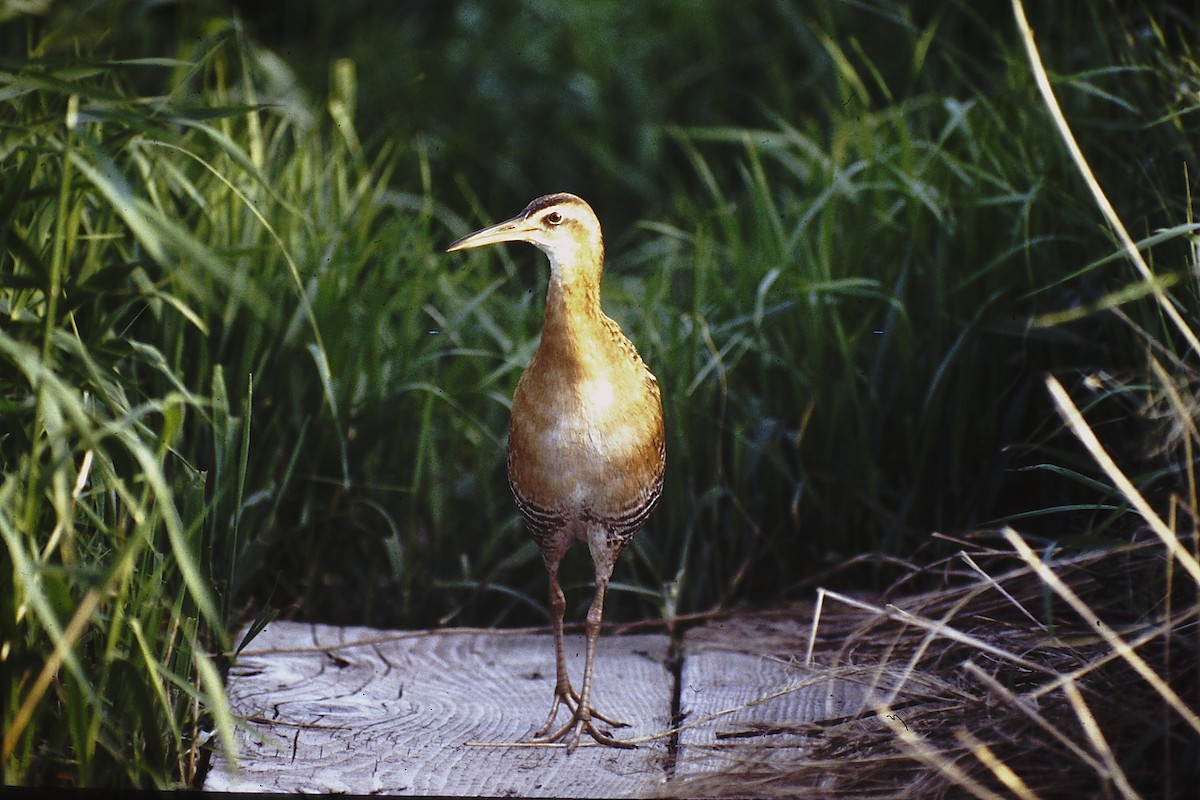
[205,621,672,797]
[674,620,871,778]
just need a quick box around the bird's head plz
[447,193,604,280]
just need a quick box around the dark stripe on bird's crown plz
[523,192,587,217]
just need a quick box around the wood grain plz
[205,621,672,797]
[203,613,918,794]
[674,627,871,778]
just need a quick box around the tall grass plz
[0,28,255,785]
[0,9,465,785]
[2,0,1198,788]
[608,0,1200,615]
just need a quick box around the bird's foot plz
[532,714,636,753]
[531,692,634,753]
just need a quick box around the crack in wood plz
[663,628,685,779]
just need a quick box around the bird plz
[447,193,665,752]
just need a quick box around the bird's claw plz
[532,715,637,753]
[531,690,633,752]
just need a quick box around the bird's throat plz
[538,276,604,367]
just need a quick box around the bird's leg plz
[534,560,575,737]
[532,556,634,753]
[573,572,635,749]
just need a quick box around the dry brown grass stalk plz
[657,530,1199,798]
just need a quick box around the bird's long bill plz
[445,213,537,252]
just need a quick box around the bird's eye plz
[545,212,563,226]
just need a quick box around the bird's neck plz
[543,270,602,339]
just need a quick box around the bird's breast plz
[508,333,664,520]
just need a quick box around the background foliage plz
[1,0,1197,787]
